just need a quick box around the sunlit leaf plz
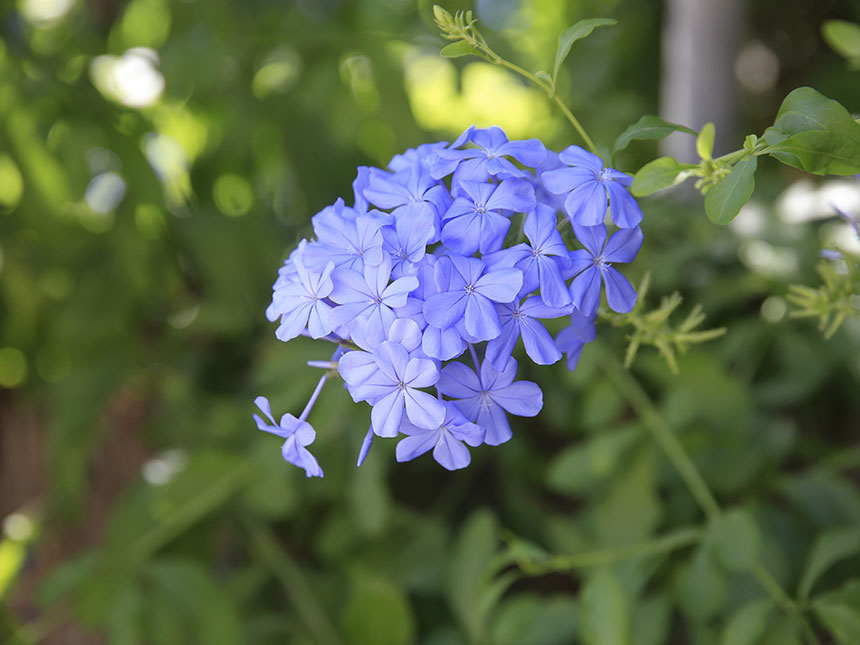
[631,157,697,196]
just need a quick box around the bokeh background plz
[1,0,859,643]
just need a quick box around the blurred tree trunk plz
[660,0,745,161]
[1,392,151,644]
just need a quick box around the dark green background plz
[1,0,859,643]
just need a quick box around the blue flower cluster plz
[255,126,644,476]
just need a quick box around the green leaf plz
[342,575,415,645]
[591,448,661,545]
[545,426,640,495]
[704,156,757,225]
[720,599,772,645]
[708,508,761,572]
[798,527,860,600]
[696,122,715,160]
[580,569,630,645]
[763,86,860,175]
[760,617,804,645]
[822,20,860,62]
[631,157,697,197]
[631,595,671,645]
[675,547,726,620]
[767,130,860,176]
[813,579,860,644]
[613,115,696,155]
[440,41,481,58]
[446,509,498,643]
[144,559,243,645]
[553,18,617,83]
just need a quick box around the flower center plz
[464,283,475,294]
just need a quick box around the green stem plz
[602,355,721,520]
[242,516,345,645]
[516,527,702,575]
[714,148,750,165]
[751,561,799,616]
[470,39,601,156]
[602,352,814,634]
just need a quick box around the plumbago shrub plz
[257,128,643,474]
[251,8,860,644]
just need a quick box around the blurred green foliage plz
[1,0,860,643]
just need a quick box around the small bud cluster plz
[254,126,644,476]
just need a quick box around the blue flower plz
[381,211,436,278]
[388,142,448,173]
[423,256,522,342]
[329,255,418,340]
[432,125,547,183]
[541,145,643,228]
[363,163,450,237]
[266,251,335,342]
[302,199,387,271]
[253,396,323,478]
[485,203,572,307]
[568,223,643,316]
[257,125,647,476]
[485,297,570,370]
[441,179,535,255]
[555,310,597,371]
[338,319,445,438]
[396,403,485,471]
[437,357,542,446]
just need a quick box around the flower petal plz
[371,389,405,438]
[405,389,446,429]
[602,267,638,313]
[433,431,471,470]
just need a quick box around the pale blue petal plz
[405,389,446,429]
[433,432,471,470]
[520,319,563,365]
[371,389,405,438]
[603,226,644,263]
[274,303,311,342]
[558,145,604,172]
[569,267,603,317]
[396,430,440,462]
[438,361,481,398]
[405,357,439,388]
[474,268,523,303]
[464,293,502,341]
[606,180,644,228]
[565,181,607,227]
[491,381,543,416]
[602,267,638,313]
[424,291,468,329]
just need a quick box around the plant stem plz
[515,527,702,575]
[471,40,601,156]
[242,516,345,645]
[602,352,814,634]
[603,355,721,520]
